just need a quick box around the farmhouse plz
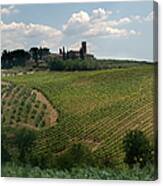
[58,41,94,60]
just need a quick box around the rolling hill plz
[2,64,157,167]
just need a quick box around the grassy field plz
[2,162,156,180]
[2,64,157,179]
[2,64,156,162]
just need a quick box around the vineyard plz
[1,82,57,129]
[2,64,157,169]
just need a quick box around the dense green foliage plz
[1,126,37,164]
[1,49,31,68]
[123,130,154,168]
[1,48,50,69]
[54,143,96,170]
[47,57,149,71]
[29,143,98,170]
[2,162,156,180]
[47,58,113,71]
[30,47,50,66]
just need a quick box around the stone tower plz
[81,41,87,54]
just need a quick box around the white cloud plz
[91,8,112,21]
[1,8,152,51]
[84,25,136,38]
[108,17,131,26]
[68,10,90,24]
[69,41,95,53]
[0,5,18,16]
[130,11,153,23]
[69,42,81,50]
[63,8,139,38]
[143,11,153,22]
[1,21,63,51]
[63,11,90,32]
[62,10,91,37]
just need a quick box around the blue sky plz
[1,1,155,61]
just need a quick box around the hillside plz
[2,64,156,168]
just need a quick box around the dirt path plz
[1,81,10,86]
[1,71,35,77]
[31,89,58,126]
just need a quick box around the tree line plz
[1,47,50,69]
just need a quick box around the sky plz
[0,1,156,61]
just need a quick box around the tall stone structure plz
[61,41,90,60]
[82,41,87,54]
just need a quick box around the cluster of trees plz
[47,57,150,71]
[1,49,31,69]
[1,126,37,164]
[1,47,50,69]
[47,58,113,71]
[29,47,50,65]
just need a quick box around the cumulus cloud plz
[1,21,63,51]
[0,5,18,16]
[63,8,140,38]
[91,8,112,21]
[1,8,153,51]
[69,41,95,53]
[84,25,137,38]
[108,17,131,26]
[130,11,153,23]
[63,11,90,35]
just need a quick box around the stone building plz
[59,41,94,60]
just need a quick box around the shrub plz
[38,120,45,128]
[47,58,113,71]
[1,128,11,163]
[25,101,31,113]
[31,93,36,102]
[123,130,154,168]
[1,126,37,163]
[34,113,42,126]
[30,143,96,170]
[35,100,41,108]
[48,58,65,71]
[55,143,96,170]
[14,127,37,163]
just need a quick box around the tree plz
[56,143,95,169]
[80,47,85,60]
[42,47,50,57]
[38,47,43,60]
[11,49,30,66]
[14,127,37,163]
[123,130,154,168]
[30,47,39,66]
[1,49,30,68]
[1,50,13,69]
[62,47,66,60]
[48,58,64,71]
[1,127,11,163]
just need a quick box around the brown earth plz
[31,89,58,126]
